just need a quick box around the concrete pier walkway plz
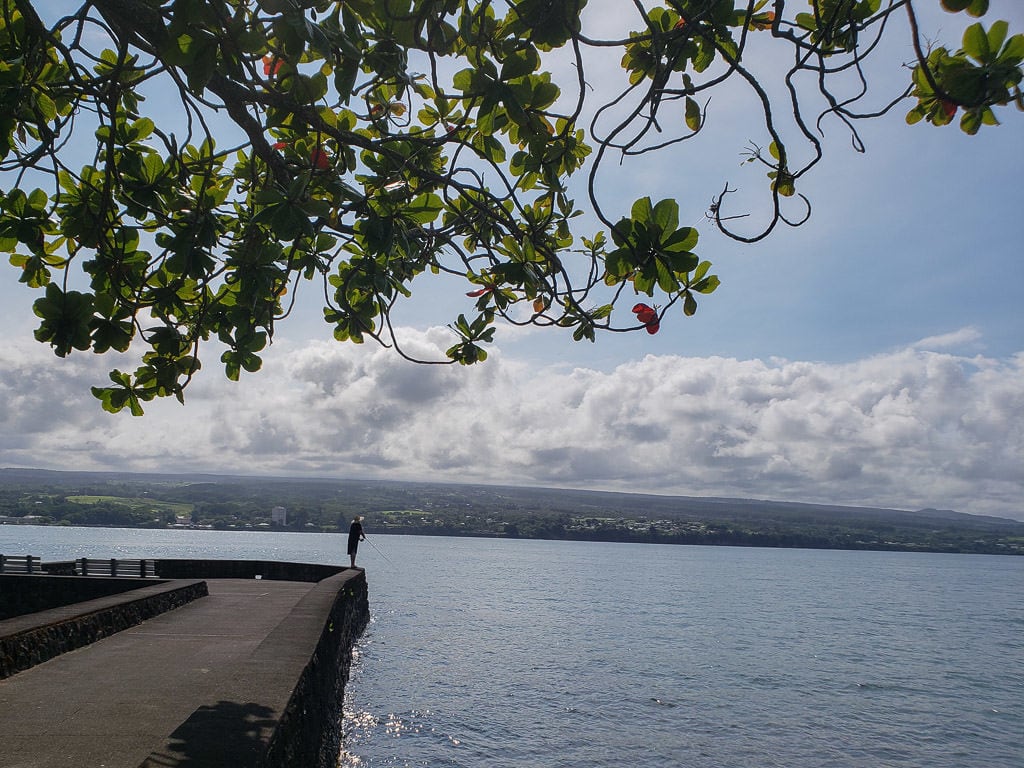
[0,570,367,768]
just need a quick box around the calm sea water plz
[3,526,1022,767]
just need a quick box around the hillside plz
[1,468,1021,555]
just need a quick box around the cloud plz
[2,328,1021,521]
[911,327,983,352]
[1,0,1021,536]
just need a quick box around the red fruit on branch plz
[272,141,330,169]
[631,303,660,334]
[262,55,282,76]
[310,147,330,169]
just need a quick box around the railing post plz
[27,555,36,574]
[110,558,117,577]
[140,559,147,578]
[0,554,5,573]
[80,557,88,576]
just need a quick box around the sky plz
[2,1,1022,520]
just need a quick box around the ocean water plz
[3,527,1022,767]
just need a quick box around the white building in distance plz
[271,506,287,525]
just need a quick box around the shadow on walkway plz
[140,700,278,768]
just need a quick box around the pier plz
[0,558,369,768]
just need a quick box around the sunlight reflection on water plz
[338,537,1024,768]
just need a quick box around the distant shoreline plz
[2,520,1021,557]
[2,469,1022,557]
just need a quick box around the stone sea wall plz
[0,573,158,620]
[0,576,208,679]
[264,568,371,768]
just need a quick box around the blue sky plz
[2,1,1022,520]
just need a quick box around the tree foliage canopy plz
[1,0,1020,413]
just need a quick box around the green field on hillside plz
[66,496,193,516]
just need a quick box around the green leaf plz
[683,292,697,316]
[651,199,679,234]
[27,188,48,211]
[335,59,359,101]
[655,260,679,293]
[90,317,134,353]
[32,284,94,356]
[906,106,926,125]
[630,196,654,223]
[987,20,1008,54]
[10,253,50,287]
[662,226,698,252]
[962,23,990,61]
[693,274,720,294]
[603,248,629,280]
[633,271,656,295]
[1001,34,1024,62]
[131,117,155,141]
[794,12,816,31]
[34,92,57,121]
[500,47,540,81]
[960,109,982,134]
[685,97,701,132]
[405,193,444,224]
[92,371,145,416]
[665,251,699,274]
[452,68,477,92]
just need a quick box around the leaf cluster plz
[0,0,1018,411]
[907,18,1024,132]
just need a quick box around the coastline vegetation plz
[2,469,1021,556]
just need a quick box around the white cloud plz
[2,0,1022,523]
[2,328,1021,520]
[911,327,983,352]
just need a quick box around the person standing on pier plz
[347,516,365,568]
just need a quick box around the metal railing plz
[0,555,158,578]
[76,558,158,577]
[0,554,39,573]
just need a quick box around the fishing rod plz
[364,536,394,564]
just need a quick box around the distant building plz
[271,506,287,525]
